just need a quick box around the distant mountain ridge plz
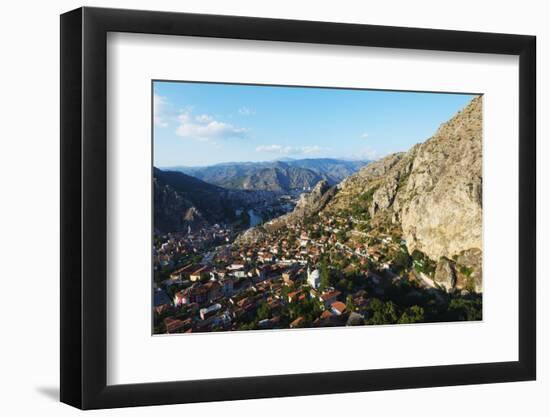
[165,158,369,192]
[154,168,277,233]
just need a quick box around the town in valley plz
[153,83,483,335]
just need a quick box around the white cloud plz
[361,132,369,139]
[154,94,169,127]
[195,114,214,123]
[255,145,288,153]
[176,110,248,141]
[255,144,328,155]
[238,107,255,116]
[356,146,389,161]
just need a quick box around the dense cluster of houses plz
[153,204,412,333]
[154,260,378,333]
[153,223,233,270]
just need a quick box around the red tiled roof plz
[164,317,187,333]
[331,301,346,314]
[321,310,333,319]
[290,316,305,328]
[320,290,341,301]
[288,290,301,299]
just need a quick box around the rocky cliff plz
[264,179,337,230]
[398,97,482,261]
[326,96,483,291]
[233,97,483,292]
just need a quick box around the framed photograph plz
[60,6,536,410]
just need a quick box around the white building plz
[233,270,246,278]
[307,267,321,289]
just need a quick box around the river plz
[248,209,263,227]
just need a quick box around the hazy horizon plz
[156,155,374,169]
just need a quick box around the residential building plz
[199,303,222,320]
[319,289,341,308]
[330,301,347,316]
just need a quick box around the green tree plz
[319,260,331,291]
[393,250,411,274]
[367,300,399,325]
[446,297,482,321]
[256,300,271,321]
[398,305,425,324]
[346,295,356,312]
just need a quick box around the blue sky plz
[153,81,477,167]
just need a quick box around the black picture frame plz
[60,6,536,410]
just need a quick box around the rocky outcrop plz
[398,97,482,261]
[294,180,332,215]
[370,175,399,217]
[433,258,457,291]
[264,180,336,230]
[324,96,483,291]
[234,226,269,245]
[431,249,482,293]
[455,248,483,293]
[327,151,416,220]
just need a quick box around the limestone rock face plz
[434,258,457,291]
[369,178,395,217]
[295,180,330,211]
[327,152,408,215]
[234,226,268,245]
[265,180,336,231]
[183,206,202,222]
[399,97,482,261]
[455,248,483,293]
[323,96,483,291]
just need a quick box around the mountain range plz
[164,158,369,192]
[154,168,277,233]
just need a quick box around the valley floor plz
[153,210,482,334]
